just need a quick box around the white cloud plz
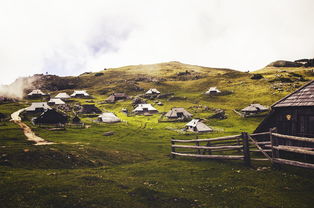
[0,0,313,84]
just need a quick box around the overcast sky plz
[0,0,313,84]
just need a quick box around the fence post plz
[206,141,212,155]
[241,132,251,167]
[171,137,176,159]
[270,128,281,169]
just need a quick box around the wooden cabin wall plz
[275,107,314,137]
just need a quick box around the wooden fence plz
[171,129,314,169]
[37,123,85,129]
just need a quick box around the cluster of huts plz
[24,88,216,132]
[23,80,314,137]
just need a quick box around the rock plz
[103,131,114,136]
[251,74,264,80]
[209,109,227,119]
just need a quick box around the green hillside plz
[1,62,314,208]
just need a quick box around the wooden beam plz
[250,158,270,161]
[250,132,270,136]
[248,135,272,161]
[242,132,251,166]
[271,133,314,143]
[171,152,244,160]
[273,158,314,169]
[249,141,271,145]
[272,146,314,156]
[172,145,242,150]
[171,135,241,143]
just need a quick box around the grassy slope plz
[1,62,314,208]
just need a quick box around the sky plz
[0,0,314,84]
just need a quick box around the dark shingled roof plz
[272,80,314,108]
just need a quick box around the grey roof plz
[272,80,314,108]
[26,102,51,111]
[98,113,121,123]
[55,93,71,99]
[48,98,65,105]
[28,89,46,96]
[186,119,213,132]
[165,107,193,118]
[241,104,268,112]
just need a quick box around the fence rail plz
[171,129,314,169]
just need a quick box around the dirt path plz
[11,108,54,145]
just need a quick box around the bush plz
[94,72,104,77]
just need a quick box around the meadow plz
[1,62,314,208]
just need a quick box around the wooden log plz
[171,135,241,143]
[273,146,314,156]
[249,149,272,153]
[171,152,244,160]
[242,132,251,166]
[271,133,314,143]
[171,138,176,158]
[250,158,270,161]
[248,135,272,161]
[204,141,212,155]
[250,132,270,136]
[211,140,242,145]
[196,140,201,155]
[273,158,314,169]
[171,145,242,150]
[270,128,281,169]
[249,141,271,145]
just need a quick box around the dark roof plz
[78,104,102,114]
[113,93,128,98]
[34,109,68,124]
[272,80,314,108]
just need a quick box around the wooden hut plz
[145,88,160,95]
[71,90,90,98]
[185,119,213,133]
[72,115,81,124]
[27,89,47,98]
[33,109,68,124]
[133,104,158,115]
[105,93,129,103]
[55,92,71,100]
[205,87,221,95]
[78,104,102,114]
[165,108,193,120]
[98,113,121,123]
[25,102,51,113]
[241,104,268,116]
[255,80,314,137]
[48,98,65,105]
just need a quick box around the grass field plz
[1,63,314,207]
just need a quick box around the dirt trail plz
[11,108,54,145]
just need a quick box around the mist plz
[0,76,38,99]
[1,0,314,84]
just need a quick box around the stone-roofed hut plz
[185,119,213,133]
[71,90,90,98]
[205,87,221,95]
[165,107,193,120]
[241,104,268,116]
[27,89,47,98]
[105,93,129,103]
[255,80,314,137]
[25,102,51,113]
[55,92,71,100]
[33,109,68,125]
[78,104,102,114]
